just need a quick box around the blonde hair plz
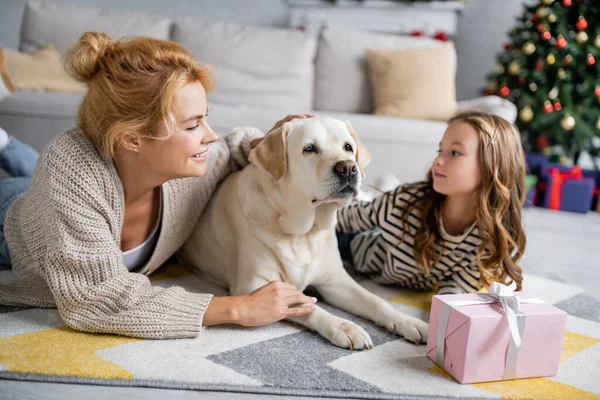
[403,111,526,290]
[64,32,214,157]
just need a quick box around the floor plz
[0,207,599,399]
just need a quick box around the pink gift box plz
[426,293,567,384]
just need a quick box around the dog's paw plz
[384,314,429,345]
[325,318,373,350]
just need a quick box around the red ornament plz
[537,134,548,149]
[410,30,424,37]
[433,31,448,41]
[587,54,596,66]
[556,36,568,49]
[499,86,510,97]
[484,89,493,96]
[562,0,572,6]
[594,86,600,97]
[519,77,526,85]
[536,23,545,32]
[542,31,552,41]
[543,102,554,113]
[553,101,562,111]
[536,59,544,71]
[576,16,588,31]
[504,43,511,51]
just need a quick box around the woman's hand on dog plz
[205,281,317,327]
[250,114,315,149]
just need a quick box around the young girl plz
[0,32,317,338]
[337,111,527,294]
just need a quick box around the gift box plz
[426,282,567,384]
[541,165,595,213]
[524,175,537,208]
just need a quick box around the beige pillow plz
[366,43,457,121]
[0,48,16,101]
[2,44,85,93]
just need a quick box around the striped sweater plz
[337,182,488,294]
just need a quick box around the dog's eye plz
[303,144,317,154]
[344,144,353,152]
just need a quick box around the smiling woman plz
[0,32,317,339]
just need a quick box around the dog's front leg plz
[316,267,429,344]
[287,308,373,350]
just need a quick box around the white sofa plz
[0,0,517,185]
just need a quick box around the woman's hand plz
[203,281,317,327]
[250,114,316,149]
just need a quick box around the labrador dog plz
[180,117,429,349]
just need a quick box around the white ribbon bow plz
[435,282,544,379]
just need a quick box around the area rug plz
[1,262,599,400]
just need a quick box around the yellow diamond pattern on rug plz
[0,326,140,379]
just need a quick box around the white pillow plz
[21,1,173,56]
[173,20,317,110]
[314,24,448,114]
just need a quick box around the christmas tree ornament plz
[594,86,600,97]
[594,35,600,48]
[519,77,526,85]
[530,83,538,91]
[548,14,557,23]
[576,31,589,43]
[549,87,559,99]
[553,101,562,111]
[558,68,566,79]
[508,60,521,75]
[543,0,554,4]
[542,31,552,40]
[525,20,534,29]
[499,86,510,97]
[562,0,571,5]
[519,105,534,122]
[536,7,548,19]
[543,147,552,156]
[504,43,511,51]
[536,59,544,70]
[536,23,545,32]
[546,54,556,64]
[561,114,576,130]
[556,35,567,48]
[543,101,554,113]
[496,63,505,74]
[488,80,498,92]
[522,41,536,55]
[596,118,600,130]
[576,16,588,31]
[537,134,549,149]
[587,54,595,66]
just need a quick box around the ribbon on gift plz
[435,282,545,380]
[547,166,583,210]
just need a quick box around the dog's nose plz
[334,161,358,178]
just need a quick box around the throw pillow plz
[2,45,85,93]
[0,48,16,102]
[366,43,457,121]
[314,24,444,114]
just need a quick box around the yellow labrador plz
[180,117,429,349]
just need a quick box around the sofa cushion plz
[173,20,317,110]
[314,24,443,114]
[366,43,457,121]
[21,0,172,56]
[0,48,16,102]
[3,44,85,93]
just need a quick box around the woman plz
[0,32,316,338]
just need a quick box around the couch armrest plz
[456,95,518,124]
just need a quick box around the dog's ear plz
[345,121,371,177]
[249,122,290,183]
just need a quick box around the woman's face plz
[139,82,218,180]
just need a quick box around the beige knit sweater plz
[0,126,263,339]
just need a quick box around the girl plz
[337,111,526,294]
[0,32,317,338]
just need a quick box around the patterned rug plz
[1,262,599,400]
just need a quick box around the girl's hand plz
[251,114,316,149]
[234,281,317,326]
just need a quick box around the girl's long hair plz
[403,111,526,290]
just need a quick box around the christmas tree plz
[486,0,600,168]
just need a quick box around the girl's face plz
[432,121,482,197]
[140,82,218,180]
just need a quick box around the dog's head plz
[249,117,370,206]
